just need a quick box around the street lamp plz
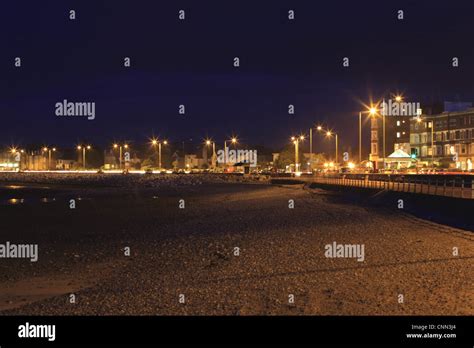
[42,147,57,170]
[150,138,168,170]
[291,135,305,173]
[113,143,129,170]
[205,138,217,169]
[150,138,158,169]
[309,126,324,170]
[9,147,18,170]
[309,126,322,170]
[77,145,91,169]
[224,136,238,166]
[316,126,338,165]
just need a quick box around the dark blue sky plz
[2,0,473,153]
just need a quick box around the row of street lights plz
[10,147,58,170]
[294,94,406,172]
[8,135,241,171]
[203,137,238,168]
[292,126,338,172]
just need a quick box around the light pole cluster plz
[113,143,129,170]
[77,145,91,169]
[304,96,403,173]
[150,138,168,170]
[296,125,339,173]
[290,135,305,172]
[316,126,338,164]
[42,147,57,170]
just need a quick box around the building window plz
[455,144,461,155]
[397,121,401,126]
[396,132,401,138]
[444,145,450,155]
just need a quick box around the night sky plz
[2,0,473,154]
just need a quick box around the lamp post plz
[159,140,167,170]
[42,147,56,170]
[151,139,158,168]
[383,100,386,168]
[224,137,238,166]
[309,126,318,170]
[149,139,169,170]
[10,147,24,171]
[77,145,91,169]
[316,126,338,165]
[10,148,17,164]
[359,111,362,163]
[113,143,129,169]
[291,135,305,172]
[150,138,168,170]
[205,139,217,169]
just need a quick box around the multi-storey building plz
[410,107,474,170]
